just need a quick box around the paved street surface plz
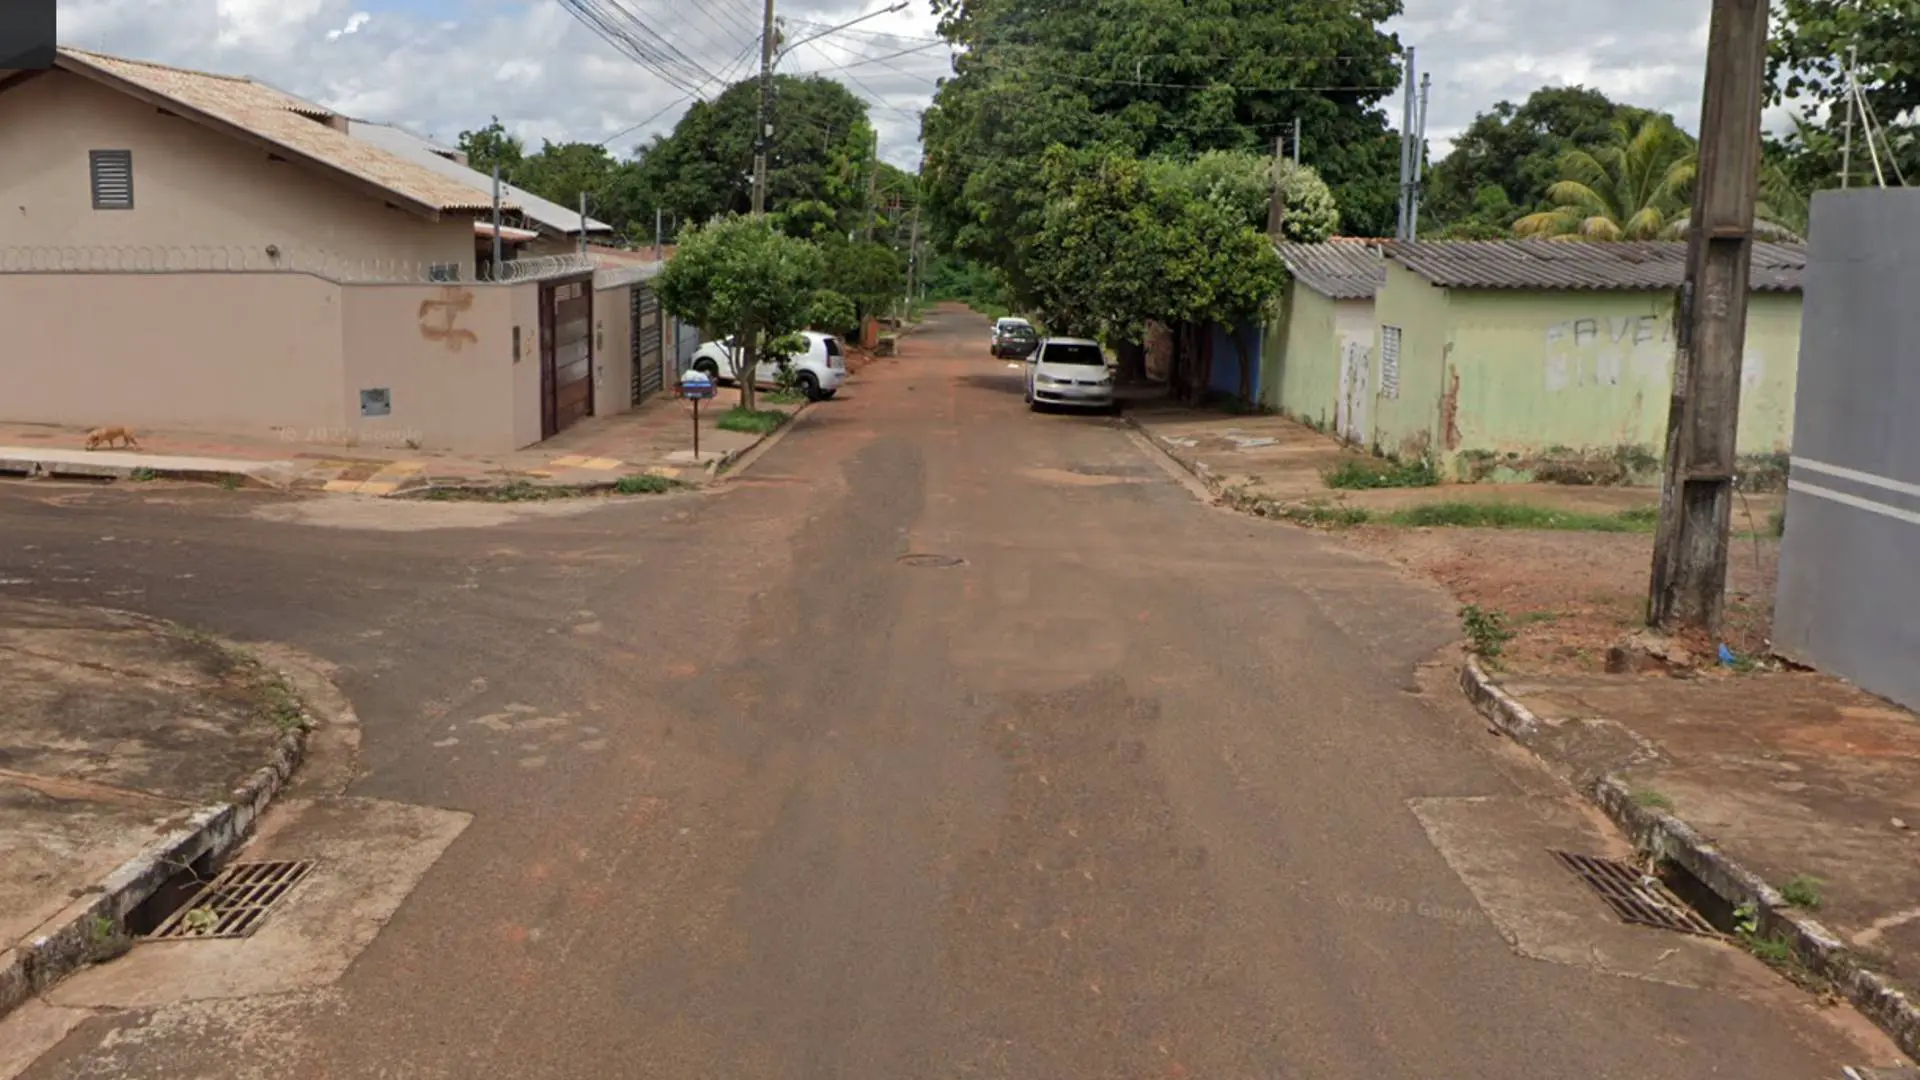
[0,306,1895,1078]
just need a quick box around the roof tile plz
[1382,239,1806,293]
[1273,241,1387,299]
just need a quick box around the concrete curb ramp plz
[0,447,294,489]
[1460,657,1920,1068]
[0,654,311,1024]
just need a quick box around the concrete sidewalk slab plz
[0,447,295,488]
[0,598,316,1023]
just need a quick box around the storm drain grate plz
[1549,851,1722,938]
[897,553,966,569]
[147,859,316,940]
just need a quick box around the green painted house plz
[1262,241,1387,443]
[1350,240,1805,477]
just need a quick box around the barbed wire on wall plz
[0,246,598,285]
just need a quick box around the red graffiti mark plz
[419,286,479,351]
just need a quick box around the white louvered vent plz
[1380,325,1402,400]
[90,150,134,210]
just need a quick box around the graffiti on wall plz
[1544,313,1671,392]
[419,287,480,352]
[1545,311,1769,393]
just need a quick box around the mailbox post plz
[678,369,716,458]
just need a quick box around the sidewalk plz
[0,389,799,497]
[1132,398,1920,1061]
[0,598,316,1020]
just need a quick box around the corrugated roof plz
[57,48,513,214]
[1382,239,1806,293]
[347,121,611,234]
[1274,241,1386,299]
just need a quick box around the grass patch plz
[1460,604,1516,658]
[1323,455,1440,490]
[1282,502,1373,527]
[128,467,158,482]
[255,673,309,735]
[219,474,243,490]
[763,389,807,405]
[424,481,573,502]
[614,473,684,495]
[1632,789,1675,811]
[1780,874,1824,909]
[716,407,788,435]
[1382,501,1661,532]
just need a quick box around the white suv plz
[1024,337,1115,412]
[689,330,847,402]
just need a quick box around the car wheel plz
[797,371,822,401]
[693,357,720,380]
[820,389,837,399]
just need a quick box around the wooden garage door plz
[631,284,664,405]
[540,274,594,439]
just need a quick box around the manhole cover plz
[147,859,316,940]
[897,553,966,568]
[1550,851,1722,937]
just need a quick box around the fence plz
[0,245,594,285]
[1772,188,1920,711]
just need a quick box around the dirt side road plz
[0,306,1898,1078]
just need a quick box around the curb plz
[0,455,289,490]
[1460,657,1920,1064]
[0,638,313,1023]
[1122,416,1222,492]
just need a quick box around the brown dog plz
[83,426,141,451]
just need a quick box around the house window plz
[428,263,460,282]
[89,150,134,210]
[1380,325,1402,400]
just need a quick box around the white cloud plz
[56,0,1739,171]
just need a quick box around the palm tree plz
[1513,117,1696,240]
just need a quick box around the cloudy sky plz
[57,0,1726,168]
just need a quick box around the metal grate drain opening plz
[897,553,966,568]
[1550,851,1723,938]
[146,859,316,941]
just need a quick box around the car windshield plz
[1041,342,1104,366]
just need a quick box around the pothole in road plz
[897,553,967,569]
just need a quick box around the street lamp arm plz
[776,2,908,63]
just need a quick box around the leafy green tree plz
[1770,0,1920,184]
[822,240,906,325]
[631,75,875,232]
[922,0,1403,306]
[1513,117,1697,240]
[806,290,858,336]
[652,215,825,410]
[513,140,622,225]
[1423,86,1664,231]
[457,117,525,177]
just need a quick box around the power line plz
[557,0,725,96]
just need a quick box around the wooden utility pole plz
[1646,0,1770,633]
[750,0,776,215]
[1265,135,1287,237]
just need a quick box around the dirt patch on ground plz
[1342,526,1782,675]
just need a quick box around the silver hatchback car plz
[1024,337,1115,412]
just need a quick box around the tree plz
[1423,86,1663,232]
[921,0,1403,307]
[806,290,858,336]
[1770,0,1920,184]
[1513,117,1697,240]
[822,240,906,325]
[457,117,524,177]
[513,140,624,229]
[652,215,825,411]
[630,75,875,232]
[1149,151,1340,241]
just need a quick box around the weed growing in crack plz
[1459,604,1516,659]
[1780,874,1824,909]
[1632,789,1675,811]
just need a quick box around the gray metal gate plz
[1773,188,1920,711]
[631,285,664,404]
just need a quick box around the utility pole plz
[1292,116,1301,166]
[750,0,777,215]
[1410,72,1431,240]
[490,163,503,279]
[654,207,664,260]
[1266,135,1288,237]
[1646,0,1769,633]
[578,191,588,253]
[1840,44,1858,188]
[861,131,879,242]
[904,206,921,315]
[1405,45,1420,237]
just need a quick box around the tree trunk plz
[1114,339,1147,385]
[738,328,759,412]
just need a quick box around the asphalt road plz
[1,307,1884,1078]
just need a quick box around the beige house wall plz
[0,270,545,453]
[0,71,474,276]
[0,272,346,434]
